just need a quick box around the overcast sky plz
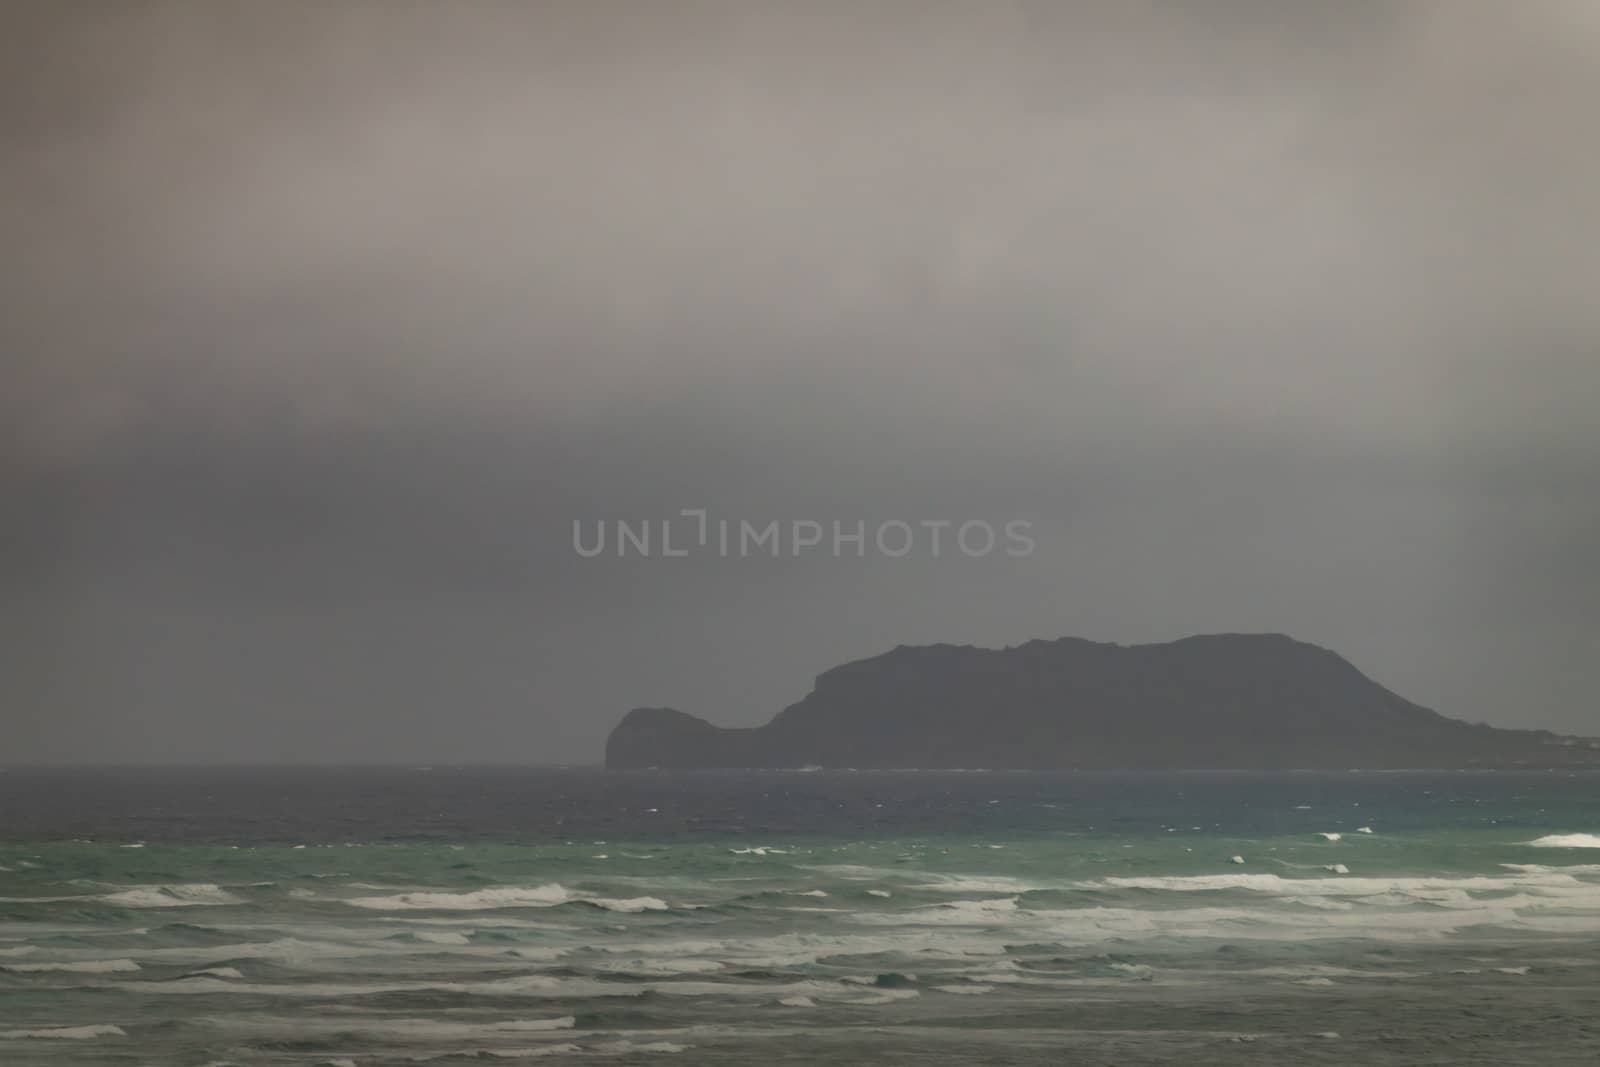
[4,1,1597,763]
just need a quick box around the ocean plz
[2,767,1599,1065]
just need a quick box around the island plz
[605,633,1597,770]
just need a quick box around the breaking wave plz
[1529,834,1600,849]
[1,1025,126,1040]
[344,885,668,913]
[99,885,244,908]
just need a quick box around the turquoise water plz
[3,769,1600,1064]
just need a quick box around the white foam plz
[855,897,1018,926]
[1285,895,1355,911]
[824,987,920,1005]
[1,1024,126,1040]
[482,1045,583,1059]
[1084,872,1595,896]
[1317,832,1342,842]
[347,884,565,910]
[4,958,141,974]
[122,973,846,1001]
[344,884,667,913]
[1232,965,1423,980]
[186,967,245,979]
[867,889,892,898]
[591,1041,691,1055]
[1530,834,1600,848]
[0,895,89,904]
[911,874,1043,894]
[110,935,437,966]
[100,884,244,908]
[805,864,898,880]
[245,1016,580,1042]
[0,946,37,958]
[932,983,995,994]
[603,958,723,976]
[1356,827,1374,834]
[502,1017,578,1031]
[410,930,472,945]
[778,995,815,1006]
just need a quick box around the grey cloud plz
[2,1,1597,761]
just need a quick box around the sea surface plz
[3,767,1600,1065]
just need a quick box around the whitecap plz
[100,884,244,908]
[912,874,1043,894]
[122,973,804,1000]
[855,897,1018,926]
[261,1016,578,1042]
[1,1024,126,1039]
[343,884,667,913]
[5,958,141,974]
[480,1045,583,1059]
[1530,834,1600,848]
[399,930,472,945]
[506,1017,578,1031]
[1316,833,1342,842]
[602,958,722,976]
[1085,872,1585,896]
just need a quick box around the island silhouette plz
[606,633,1597,770]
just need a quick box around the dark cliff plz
[605,634,1595,770]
